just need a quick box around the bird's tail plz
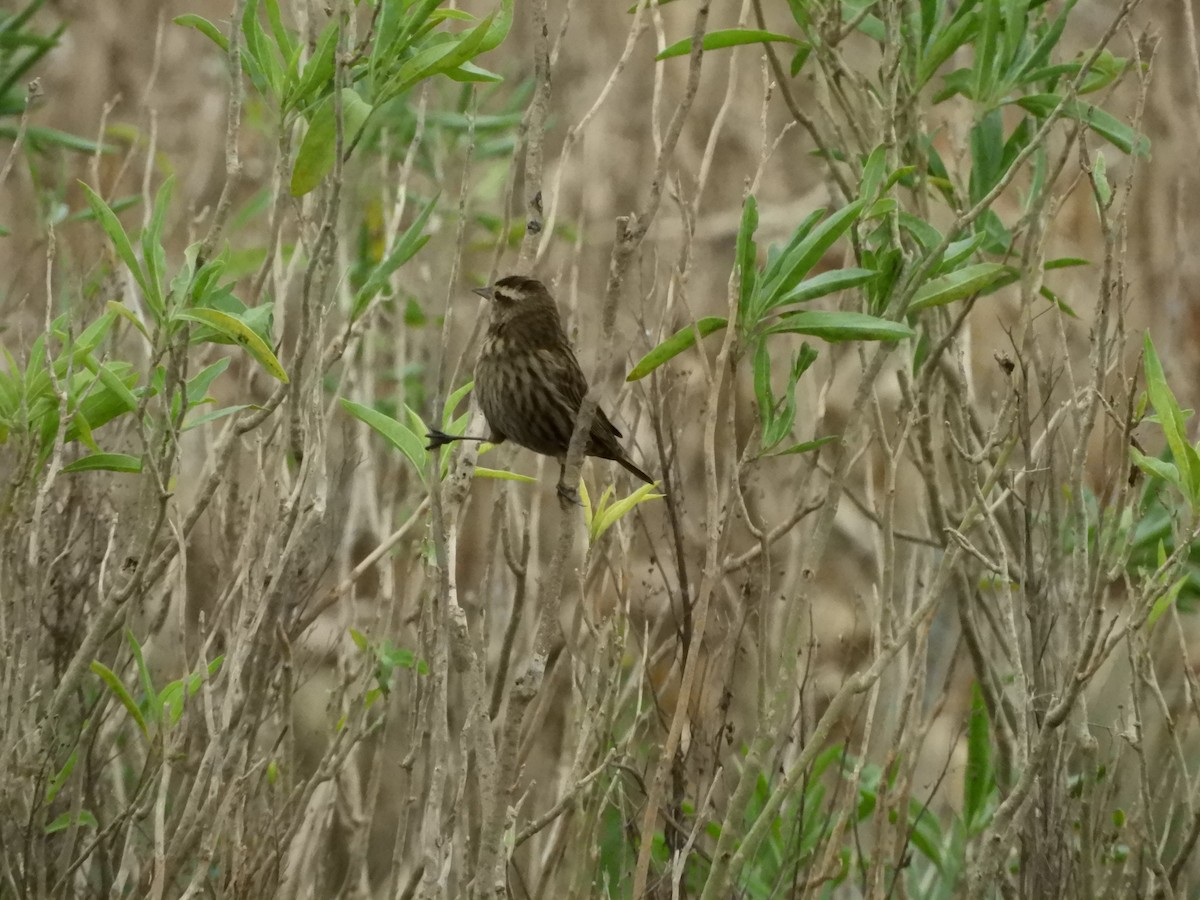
[617,453,655,486]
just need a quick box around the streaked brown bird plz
[427,275,654,496]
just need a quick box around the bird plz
[426,275,654,499]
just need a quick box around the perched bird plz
[427,275,654,497]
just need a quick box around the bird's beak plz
[472,285,495,301]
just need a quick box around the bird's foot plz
[425,429,455,451]
[556,481,582,508]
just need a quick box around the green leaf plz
[1044,257,1089,270]
[864,197,897,219]
[125,629,157,723]
[1148,575,1188,629]
[381,8,500,99]
[140,176,174,311]
[45,750,78,804]
[70,410,98,452]
[909,262,1013,312]
[789,43,812,76]
[974,0,1001,103]
[860,144,887,205]
[173,14,229,53]
[1039,284,1078,318]
[964,681,994,830]
[340,398,427,483]
[444,60,504,83]
[91,661,148,737]
[760,310,914,342]
[918,7,979,88]
[474,467,537,483]
[772,267,878,308]
[354,193,440,317]
[1129,448,1179,489]
[937,233,986,274]
[752,341,774,437]
[625,316,727,381]
[759,200,866,308]
[82,355,138,416]
[1012,94,1150,157]
[1012,0,1078,84]
[174,309,289,382]
[44,811,98,835]
[157,654,223,725]
[287,20,338,111]
[1142,334,1196,501]
[594,483,664,542]
[969,109,1005,204]
[74,310,118,356]
[61,452,143,474]
[182,404,253,432]
[655,28,798,61]
[840,0,885,41]
[290,88,373,196]
[263,0,297,63]
[897,212,943,250]
[186,358,231,404]
[241,0,282,98]
[770,434,837,456]
[79,183,155,316]
[444,380,474,429]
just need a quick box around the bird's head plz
[473,275,558,328]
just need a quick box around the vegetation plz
[0,0,1196,897]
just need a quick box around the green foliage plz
[342,380,535,485]
[627,195,911,455]
[1133,334,1200,510]
[0,1,109,158]
[639,0,1148,466]
[91,630,224,741]
[177,0,513,196]
[0,179,290,476]
[581,480,664,544]
[350,628,428,708]
[655,28,800,62]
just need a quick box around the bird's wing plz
[533,347,624,441]
[534,347,587,408]
[594,406,623,439]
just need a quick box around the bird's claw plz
[426,428,453,451]
[556,481,582,508]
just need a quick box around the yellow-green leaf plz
[174,309,289,382]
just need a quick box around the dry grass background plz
[4,0,1200,897]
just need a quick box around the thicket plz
[1,0,1196,898]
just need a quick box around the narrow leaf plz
[1142,335,1196,500]
[173,14,229,52]
[91,661,148,737]
[760,200,866,307]
[340,398,427,483]
[80,183,154,313]
[354,193,441,317]
[62,452,143,474]
[760,310,914,342]
[174,309,289,382]
[909,262,1013,312]
[1012,94,1150,157]
[771,267,877,308]
[655,28,798,61]
[44,811,98,835]
[626,317,727,381]
[474,467,537,483]
[290,89,374,196]
[770,434,837,456]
